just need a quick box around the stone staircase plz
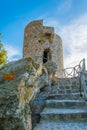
[34,78,87,130]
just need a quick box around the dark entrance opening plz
[43,49,51,63]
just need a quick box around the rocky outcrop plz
[0,58,56,130]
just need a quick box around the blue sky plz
[0,0,87,68]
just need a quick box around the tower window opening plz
[43,49,51,63]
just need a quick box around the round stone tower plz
[23,20,64,77]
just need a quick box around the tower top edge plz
[25,19,43,30]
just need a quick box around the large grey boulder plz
[0,58,49,130]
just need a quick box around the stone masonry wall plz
[51,77,80,94]
[23,20,64,77]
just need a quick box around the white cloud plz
[59,14,87,68]
[4,45,21,62]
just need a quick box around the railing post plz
[83,58,86,72]
[79,58,87,101]
[73,67,75,77]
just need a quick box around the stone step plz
[41,108,87,122]
[48,93,81,100]
[34,121,87,130]
[46,99,87,108]
[51,88,80,94]
[53,77,79,85]
[51,77,81,94]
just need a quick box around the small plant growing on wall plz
[49,34,54,43]
[40,32,46,43]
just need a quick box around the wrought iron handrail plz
[56,65,81,78]
[57,58,87,100]
[56,58,86,78]
[63,65,80,78]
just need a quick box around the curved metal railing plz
[56,58,86,78]
[63,65,80,78]
[58,58,87,100]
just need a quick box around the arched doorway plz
[43,49,51,63]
